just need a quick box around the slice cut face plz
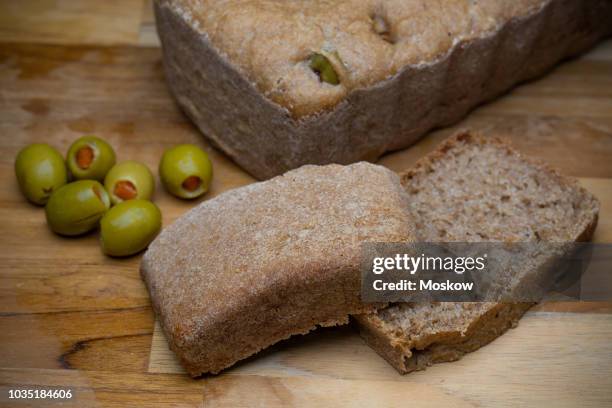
[354,131,599,374]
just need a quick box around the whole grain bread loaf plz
[141,162,415,376]
[154,0,612,179]
[354,132,599,374]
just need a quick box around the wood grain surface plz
[1,1,612,407]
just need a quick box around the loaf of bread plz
[154,0,612,179]
[354,132,599,374]
[141,162,415,376]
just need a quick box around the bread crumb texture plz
[355,132,599,373]
[159,0,548,116]
[142,162,415,375]
[402,133,599,243]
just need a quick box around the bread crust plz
[158,0,555,116]
[354,130,600,374]
[155,0,612,179]
[141,163,414,376]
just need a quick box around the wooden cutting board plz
[1,2,612,406]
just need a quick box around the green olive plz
[104,161,155,205]
[159,144,213,199]
[66,135,116,181]
[100,199,162,257]
[309,53,340,85]
[15,143,68,205]
[45,180,110,236]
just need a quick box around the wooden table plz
[1,2,611,407]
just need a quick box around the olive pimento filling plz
[76,145,95,169]
[114,180,137,200]
[93,186,104,201]
[182,176,201,192]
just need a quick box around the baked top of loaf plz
[157,0,548,117]
[141,162,415,375]
[354,132,599,373]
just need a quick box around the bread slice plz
[354,131,599,374]
[141,162,415,376]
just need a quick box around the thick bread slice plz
[141,162,415,376]
[354,132,599,374]
[155,0,612,179]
